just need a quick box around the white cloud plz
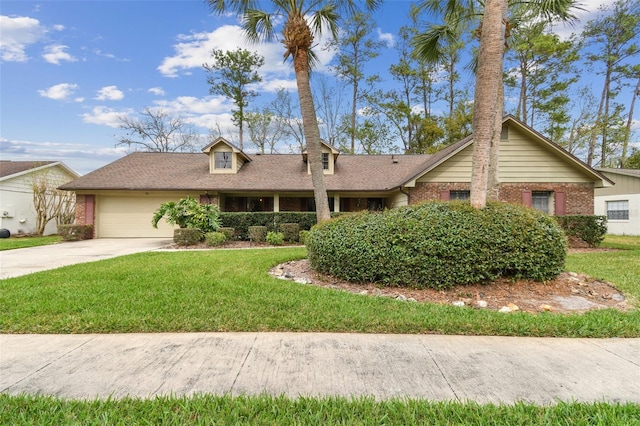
[95,85,124,101]
[259,78,298,93]
[93,48,129,62]
[159,25,292,78]
[377,28,395,48]
[42,44,77,64]
[38,83,79,100]
[0,15,46,62]
[148,87,165,96]
[549,0,619,39]
[0,137,128,175]
[153,95,229,115]
[81,106,131,128]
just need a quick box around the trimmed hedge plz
[58,224,93,241]
[248,226,268,243]
[306,201,568,289]
[173,228,203,246]
[279,223,300,242]
[218,227,236,240]
[555,215,607,247]
[219,212,342,240]
[205,231,226,247]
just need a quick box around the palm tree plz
[208,0,380,222]
[415,0,579,208]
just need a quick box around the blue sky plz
[0,0,626,175]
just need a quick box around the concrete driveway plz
[0,238,172,279]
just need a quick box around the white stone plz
[452,301,466,307]
[476,300,488,309]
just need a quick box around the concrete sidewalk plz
[1,333,638,403]
[0,238,171,279]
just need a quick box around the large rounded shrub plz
[306,201,567,289]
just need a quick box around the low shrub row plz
[555,215,607,247]
[306,201,568,289]
[219,212,343,240]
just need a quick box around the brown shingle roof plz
[0,160,56,179]
[60,152,433,192]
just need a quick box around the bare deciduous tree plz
[117,107,201,152]
[31,170,75,236]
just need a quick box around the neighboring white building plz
[595,168,640,236]
[0,161,80,236]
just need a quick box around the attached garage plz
[96,194,180,238]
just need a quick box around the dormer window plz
[302,141,340,175]
[215,152,232,169]
[202,137,251,174]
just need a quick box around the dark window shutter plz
[440,190,450,201]
[85,195,95,225]
[521,190,532,207]
[555,191,566,216]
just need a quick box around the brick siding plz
[409,182,594,215]
[75,194,87,225]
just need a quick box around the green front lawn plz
[0,235,61,251]
[1,237,638,336]
[1,394,638,425]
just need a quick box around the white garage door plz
[97,195,179,238]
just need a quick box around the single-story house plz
[61,115,612,238]
[595,168,640,236]
[0,160,80,236]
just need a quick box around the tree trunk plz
[470,0,506,209]
[621,76,640,167]
[587,67,610,166]
[351,80,358,153]
[487,81,503,202]
[293,50,331,222]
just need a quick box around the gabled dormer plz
[302,141,340,175]
[202,137,251,174]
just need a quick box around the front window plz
[607,200,629,220]
[215,152,232,169]
[450,190,470,201]
[322,153,330,170]
[532,191,550,214]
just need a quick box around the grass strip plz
[1,247,638,337]
[0,235,61,251]
[1,394,638,425]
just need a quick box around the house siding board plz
[499,127,593,183]
[596,172,640,196]
[595,193,640,236]
[595,170,640,235]
[418,124,596,184]
[418,145,474,182]
[0,164,77,235]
